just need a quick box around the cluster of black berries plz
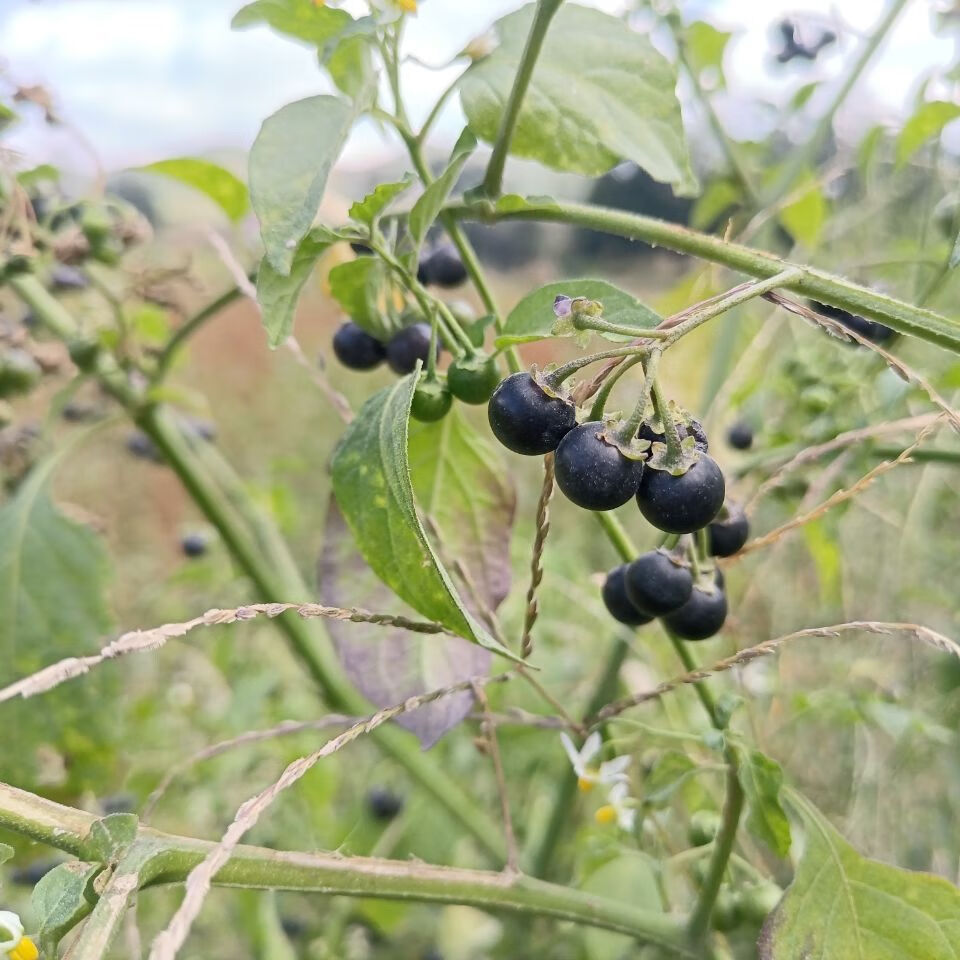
[487,370,752,641]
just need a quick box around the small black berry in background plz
[555,422,644,510]
[125,430,163,463]
[349,241,373,255]
[708,502,749,557]
[411,376,452,422]
[280,917,307,939]
[809,300,894,344]
[386,323,437,375]
[61,401,96,423]
[49,264,89,291]
[100,792,135,814]
[624,550,693,617]
[688,809,722,847]
[183,418,217,443]
[663,580,728,640]
[488,372,576,456]
[422,950,443,960]
[367,786,404,820]
[637,456,725,534]
[447,352,500,405]
[11,859,59,887]
[602,565,653,626]
[333,322,386,371]
[727,421,753,451]
[181,533,208,558]
[419,243,467,288]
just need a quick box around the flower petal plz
[581,732,602,764]
[559,732,583,773]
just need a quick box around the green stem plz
[442,199,960,351]
[482,0,564,197]
[417,71,464,144]
[0,784,695,957]
[588,354,644,421]
[576,315,670,340]
[545,345,649,387]
[762,0,909,205]
[650,378,682,462]
[616,350,659,442]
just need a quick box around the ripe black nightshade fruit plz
[727,421,753,451]
[181,533,208,558]
[420,243,467,287]
[447,352,500,404]
[333,322,386,371]
[637,455,725,534]
[810,300,894,344]
[11,860,59,887]
[624,550,693,616]
[386,323,436,375]
[488,372,576,455]
[411,377,452,422]
[602,565,653,626]
[349,240,372,255]
[367,787,404,820]
[639,418,708,453]
[709,502,749,557]
[555,422,644,510]
[663,581,728,640]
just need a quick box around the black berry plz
[663,580,728,640]
[810,300,894,344]
[411,376,452,422]
[11,859,59,887]
[386,323,436,375]
[100,793,135,814]
[555,422,644,510]
[637,456,725,534]
[488,372,576,456]
[708,502,749,557]
[624,550,693,616]
[602,565,653,626]
[49,264,88,291]
[126,430,163,463]
[185,418,217,443]
[726,421,753,450]
[181,533,208,558]
[419,243,467,288]
[639,417,708,453]
[333,322,386,371]
[349,240,372,255]
[367,786,404,820]
[447,352,500,405]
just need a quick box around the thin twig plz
[148,672,512,960]
[472,682,518,873]
[521,454,554,659]
[736,418,942,557]
[591,620,960,725]
[0,603,448,704]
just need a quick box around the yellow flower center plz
[11,937,38,960]
[394,0,418,11]
[594,805,617,826]
[577,776,594,792]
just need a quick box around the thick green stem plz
[650,378,683,462]
[0,784,695,957]
[443,199,960,351]
[588,354,644,421]
[616,351,659,443]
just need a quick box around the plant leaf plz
[777,173,827,249]
[349,175,414,227]
[249,95,354,275]
[760,792,960,958]
[31,862,101,953]
[737,749,791,858]
[643,750,697,808]
[896,100,960,167]
[141,157,249,221]
[327,256,393,341]
[460,3,696,193]
[0,843,12,867]
[685,21,732,87]
[84,814,139,863]
[330,374,517,659]
[406,129,477,262]
[496,278,662,348]
[256,228,333,347]
[319,499,490,748]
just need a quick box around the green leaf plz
[690,178,741,230]
[685,21,732,87]
[778,175,826,249]
[84,814,139,863]
[896,100,960,167]
[737,749,791,858]
[495,278,662,348]
[16,164,59,190]
[950,230,960,271]
[141,157,249,221]
[643,750,696,807]
[249,95,354,275]
[760,792,960,958]
[0,102,18,131]
[581,854,663,960]
[232,0,353,46]
[493,193,558,213]
[791,81,820,110]
[327,256,392,340]
[330,374,516,659]
[256,228,333,346]
[460,4,696,193]
[324,23,378,102]
[406,129,477,261]
[349,175,414,227]
[31,861,101,952]
[0,843,12,867]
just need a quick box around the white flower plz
[0,912,37,960]
[595,782,636,833]
[560,732,630,792]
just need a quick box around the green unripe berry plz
[738,882,782,925]
[688,809,722,847]
[0,349,41,397]
[711,889,742,932]
[447,352,500,405]
[411,376,453,422]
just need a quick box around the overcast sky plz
[1,0,956,177]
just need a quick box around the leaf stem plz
[615,350,659,443]
[650,377,683,462]
[588,353,644,421]
[481,0,564,197]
